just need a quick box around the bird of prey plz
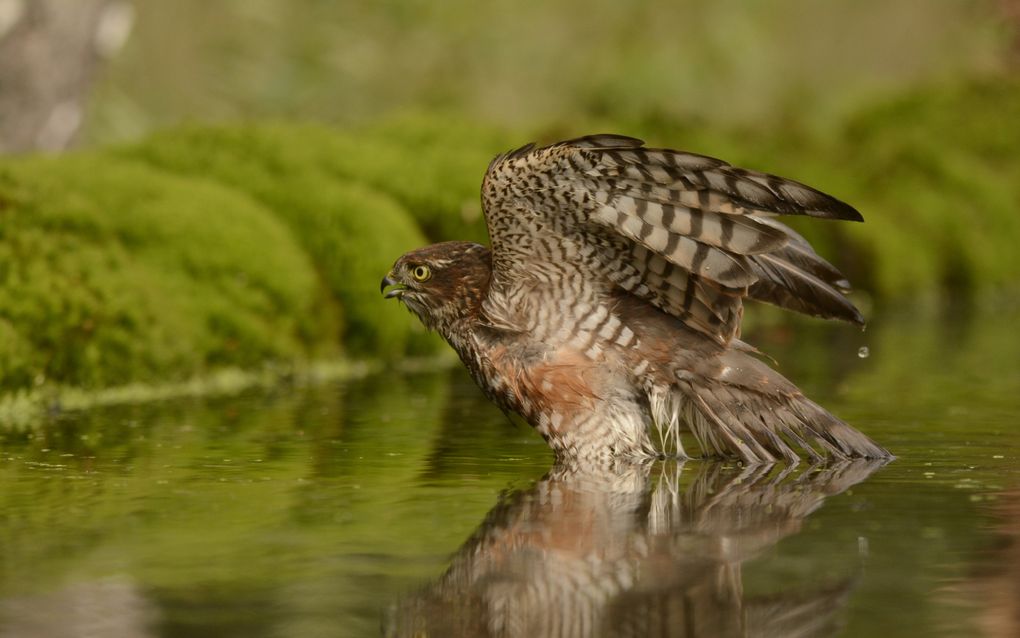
[381,135,890,464]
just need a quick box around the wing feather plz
[481,134,864,343]
[745,217,864,324]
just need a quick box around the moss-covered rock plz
[0,118,512,398]
[0,154,331,392]
[114,124,442,357]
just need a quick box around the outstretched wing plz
[480,134,863,344]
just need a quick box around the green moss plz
[115,123,485,357]
[0,115,510,398]
[0,318,33,390]
[352,112,515,243]
[0,155,338,394]
[831,80,1020,296]
[0,118,510,400]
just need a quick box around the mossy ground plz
[1,80,1018,407]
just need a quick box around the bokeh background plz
[84,1,1008,141]
[1,0,1019,402]
[4,4,1020,637]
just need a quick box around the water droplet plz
[857,346,870,359]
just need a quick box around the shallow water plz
[1,304,1018,637]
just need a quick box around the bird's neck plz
[437,262,494,351]
[438,318,478,356]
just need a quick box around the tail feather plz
[659,349,890,464]
[790,397,890,459]
[687,387,778,464]
[713,385,802,464]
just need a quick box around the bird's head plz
[381,241,492,335]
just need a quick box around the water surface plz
[1,304,1018,637]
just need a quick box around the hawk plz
[381,135,890,464]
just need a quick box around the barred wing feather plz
[481,134,864,343]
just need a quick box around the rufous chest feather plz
[475,338,610,420]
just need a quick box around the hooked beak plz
[380,274,405,299]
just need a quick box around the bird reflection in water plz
[387,459,885,638]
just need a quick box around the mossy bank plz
[1,81,1019,412]
[0,116,511,410]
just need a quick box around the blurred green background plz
[1,0,1019,402]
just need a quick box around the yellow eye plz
[411,265,431,282]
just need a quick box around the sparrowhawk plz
[381,135,890,464]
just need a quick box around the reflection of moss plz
[0,372,528,637]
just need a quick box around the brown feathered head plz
[381,241,492,334]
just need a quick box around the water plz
[0,304,1018,637]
